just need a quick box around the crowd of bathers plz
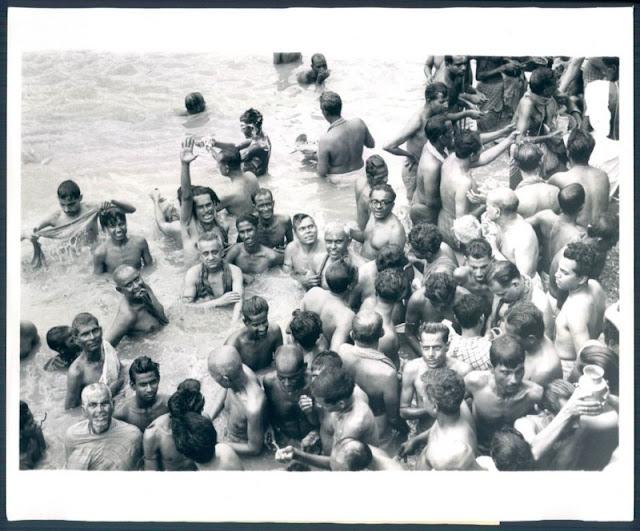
[19,54,621,472]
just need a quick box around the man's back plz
[549,166,610,227]
[498,217,539,277]
[516,182,559,218]
[319,118,371,175]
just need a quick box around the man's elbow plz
[399,407,411,420]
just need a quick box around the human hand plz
[466,189,487,205]
[149,188,162,203]
[275,446,296,463]
[99,201,112,212]
[301,271,320,289]
[301,430,320,451]
[298,394,314,414]
[180,137,199,164]
[218,291,242,305]
[467,109,487,121]
[563,388,605,418]
[397,438,418,459]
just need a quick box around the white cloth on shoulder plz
[99,340,121,389]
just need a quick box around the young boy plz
[44,325,82,370]
[93,208,152,274]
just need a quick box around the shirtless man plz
[224,295,283,374]
[65,383,142,470]
[464,334,543,451]
[554,241,606,378]
[113,356,169,431]
[316,91,375,182]
[288,310,329,370]
[355,154,389,230]
[349,184,406,261]
[512,143,560,217]
[297,53,330,85]
[149,188,181,245]
[208,145,259,217]
[410,115,455,225]
[301,260,356,351]
[65,313,124,410]
[314,222,365,291]
[526,183,586,273]
[182,232,243,321]
[338,311,409,447]
[263,345,318,446]
[452,237,494,307]
[208,346,267,456]
[504,302,562,387]
[225,213,285,275]
[400,323,470,432]
[283,214,326,290]
[429,56,484,113]
[548,129,610,228]
[93,208,152,274]
[253,188,293,251]
[407,222,458,287]
[106,265,168,347]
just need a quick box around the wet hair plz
[172,412,217,464]
[490,334,525,369]
[177,185,219,207]
[454,130,482,159]
[289,310,323,350]
[505,302,544,340]
[375,269,405,303]
[325,260,357,294]
[46,325,80,356]
[424,272,456,305]
[99,207,126,229]
[129,356,160,384]
[564,241,598,278]
[558,183,586,216]
[351,312,384,343]
[365,154,388,179]
[576,342,619,395]
[177,378,201,394]
[375,244,408,272]
[311,53,327,67]
[567,129,596,164]
[242,295,269,319]
[310,367,354,404]
[218,146,242,169]
[514,143,543,173]
[319,91,342,116]
[369,183,396,202]
[587,213,619,250]
[529,67,556,96]
[453,293,487,329]
[490,428,535,471]
[253,188,274,204]
[57,180,81,200]
[311,350,343,371]
[424,82,448,103]
[71,312,99,334]
[418,321,450,344]
[333,438,373,471]
[235,212,259,229]
[168,384,205,417]
[292,213,314,230]
[541,379,574,415]
[486,260,521,287]
[185,92,206,114]
[240,108,263,129]
[424,368,465,415]
[409,223,442,257]
[464,238,492,260]
[424,115,450,145]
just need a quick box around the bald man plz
[208,346,267,456]
[105,265,168,348]
[314,222,366,291]
[485,187,539,278]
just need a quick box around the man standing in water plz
[316,91,375,184]
[355,154,389,231]
[283,214,326,290]
[208,346,267,456]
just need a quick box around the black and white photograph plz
[6,5,634,524]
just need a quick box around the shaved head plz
[208,346,243,388]
[324,222,350,240]
[275,345,304,374]
[113,264,139,286]
[352,311,384,344]
[81,382,112,405]
[487,187,519,215]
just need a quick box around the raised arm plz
[179,137,199,227]
[109,199,136,214]
[472,131,517,168]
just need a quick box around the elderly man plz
[314,222,365,290]
[64,383,142,470]
[283,213,326,290]
[355,154,389,230]
[316,91,375,184]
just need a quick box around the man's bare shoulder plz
[403,357,423,377]
[224,328,244,346]
[225,243,243,260]
[464,370,491,391]
[524,380,544,402]
[185,262,201,280]
[68,356,85,375]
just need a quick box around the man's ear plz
[115,285,123,294]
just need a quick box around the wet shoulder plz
[465,369,490,391]
[524,380,544,403]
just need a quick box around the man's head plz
[320,91,342,119]
[292,213,318,246]
[217,146,242,176]
[46,325,81,358]
[444,55,467,77]
[196,232,225,271]
[490,428,535,471]
[324,222,350,259]
[486,187,519,222]
[310,53,329,82]
[208,346,244,389]
[375,244,408,273]
[57,180,82,217]
[513,143,543,174]
[289,310,323,351]
[453,130,482,161]
[177,185,219,224]
[309,350,343,381]
[325,260,357,295]
[529,67,556,98]
[99,208,128,242]
[351,310,384,346]
[423,367,465,415]
[71,312,102,355]
[172,411,217,464]
[463,238,493,283]
[172,379,206,413]
[113,265,148,301]
[541,379,574,415]
[504,302,544,351]
[424,272,457,313]
[587,213,619,252]
[330,438,373,471]
[236,213,259,247]
[424,114,454,150]
[453,293,489,333]
[487,260,523,303]
[128,356,160,405]
[419,322,449,368]
[242,295,270,339]
[375,268,405,303]
[567,128,596,165]
[81,383,113,435]
[574,341,619,395]
[490,334,526,397]
[275,345,306,394]
[558,183,585,217]
[240,108,263,137]
[253,188,275,221]
[555,241,596,291]
[409,223,442,261]
[185,92,206,114]
[365,155,389,188]
[310,366,354,413]
[453,215,482,251]
[369,184,396,221]
[424,83,449,115]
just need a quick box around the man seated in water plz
[338,311,409,448]
[316,91,375,183]
[464,334,543,452]
[314,222,365,290]
[64,383,142,471]
[210,108,272,177]
[448,293,492,371]
[106,265,168,347]
[184,92,206,115]
[225,213,285,275]
[65,313,124,410]
[143,379,205,471]
[113,356,169,432]
[283,214,326,290]
[208,346,267,456]
[296,53,330,85]
[253,188,293,251]
[224,295,283,374]
[301,260,356,351]
[182,232,243,321]
[288,310,329,369]
[20,320,39,359]
[93,208,153,274]
[44,325,82,371]
[149,188,181,245]
[263,345,318,447]
[355,154,389,231]
[348,184,406,261]
[511,143,560,218]
[400,323,471,433]
[20,401,46,470]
